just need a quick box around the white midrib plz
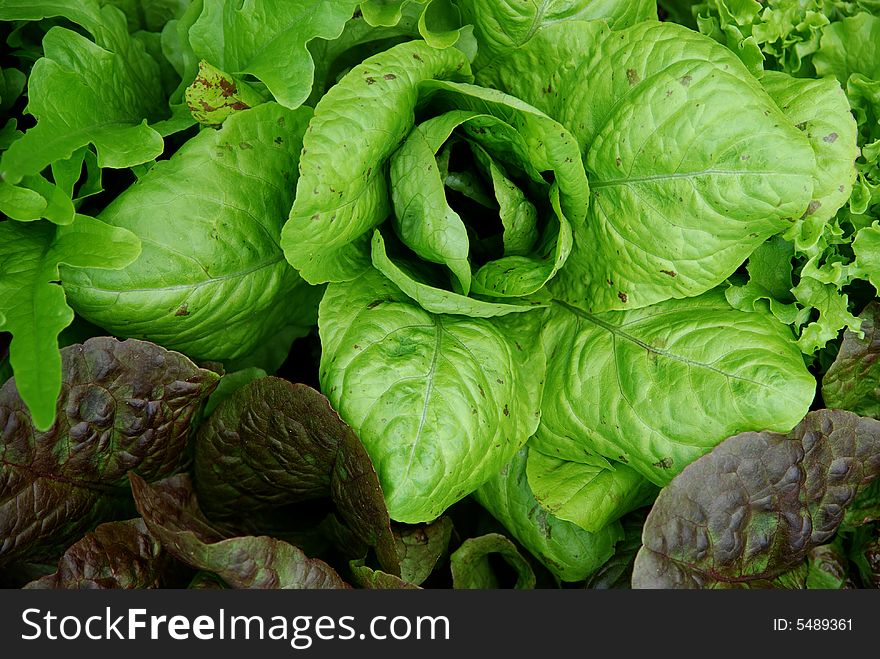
[404,317,442,479]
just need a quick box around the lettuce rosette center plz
[281,40,589,317]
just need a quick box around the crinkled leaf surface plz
[24,518,173,589]
[131,473,349,589]
[62,103,320,362]
[822,301,880,419]
[281,40,471,283]
[457,0,658,70]
[394,516,453,585]
[194,377,399,575]
[474,447,623,582]
[318,269,545,523]
[760,70,859,227]
[0,2,166,182]
[480,20,817,313]
[349,560,419,589]
[450,533,535,589]
[187,0,360,110]
[0,337,219,565]
[0,216,141,430]
[536,291,815,485]
[526,448,657,533]
[632,409,880,588]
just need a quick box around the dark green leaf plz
[450,533,536,589]
[394,517,453,585]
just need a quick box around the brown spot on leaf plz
[660,270,677,277]
[823,132,838,143]
[653,457,674,469]
[502,405,509,417]
[412,53,423,62]
[618,455,629,464]
[365,76,376,85]
[615,156,622,167]
[618,291,628,303]
[366,300,383,309]
[626,69,640,86]
[680,75,692,87]
[239,142,253,150]
[804,200,822,217]
[383,73,397,81]
[175,304,189,317]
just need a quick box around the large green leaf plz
[761,70,859,228]
[0,337,219,565]
[535,290,815,485]
[525,448,657,533]
[281,40,472,283]
[456,0,658,70]
[632,409,880,588]
[474,447,623,582]
[0,216,141,430]
[62,103,320,362]
[480,20,819,313]
[194,377,399,575]
[188,0,361,109]
[318,269,545,523]
[0,1,166,182]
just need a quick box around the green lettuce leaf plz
[131,473,350,589]
[318,269,545,523]
[525,448,657,533]
[62,102,321,362]
[187,0,361,109]
[480,20,823,313]
[194,377,399,575]
[0,0,167,182]
[457,0,658,70]
[394,516,453,585]
[0,337,219,565]
[450,533,536,589]
[632,409,880,588]
[0,216,141,429]
[474,447,623,582]
[822,301,880,418]
[282,40,472,283]
[535,291,815,485]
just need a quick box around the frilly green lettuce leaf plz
[0,216,141,430]
[480,20,819,313]
[474,447,623,582]
[535,290,815,485]
[62,102,321,362]
[187,0,361,109]
[318,269,545,523]
[131,473,350,589]
[0,1,167,182]
[194,377,399,575]
[0,337,219,565]
[632,409,880,588]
